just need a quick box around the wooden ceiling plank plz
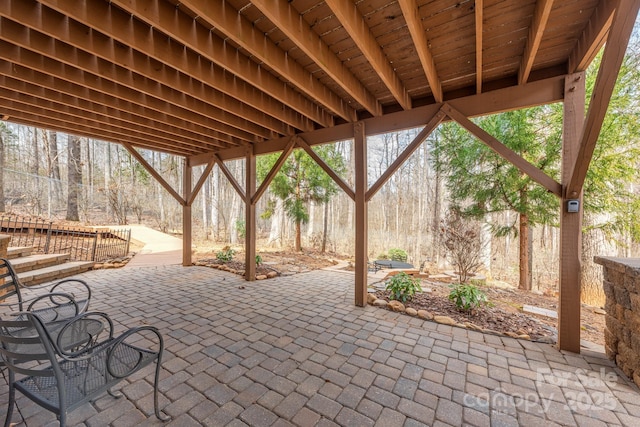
[326,0,411,110]
[519,0,555,85]
[442,103,562,197]
[568,0,639,196]
[177,0,354,123]
[0,44,250,146]
[101,0,327,129]
[397,0,443,103]
[476,0,484,94]
[250,0,382,117]
[123,142,186,205]
[0,18,274,142]
[0,74,225,150]
[0,103,194,156]
[0,93,211,153]
[13,1,312,133]
[568,0,616,72]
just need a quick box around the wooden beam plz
[187,158,216,207]
[326,0,411,110]
[103,0,324,130]
[297,137,356,201]
[183,161,193,266]
[568,0,639,197]
[252,137,297,205]
[0,74,223,151]
[558,72,585,353]
[519,0,555,85]
[0,34,255,145]
[0,101,192,157]
[245,148,257,281]
[398,0,442,102]
[442,103,562,197]
[0,88,206,155]
[202,76,566,164]
[213,155,246,200]
[475,0,484,94]
[122,143,186,205]
[366,108,446,201]
[250,0,382,117]
[176,0,352,123]
[354,121,368,307]
[568,0,616,73]
[26,0,315,131]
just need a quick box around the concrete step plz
[18,261,95,286]
[6,246,33,259]
[9,253,70,273]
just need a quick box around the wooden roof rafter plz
[0,4,288,140]
[398,0,443,102]
[175,0,354,123]
[325,0,411,110]
[250,0,383,117]
[26,0,315,133]
[518,0,555,85]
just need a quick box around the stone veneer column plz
[594,256,640,388]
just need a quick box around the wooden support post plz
[245,148,257,281]
[183,160,192,267]
[354,121,368,306]
[558,72,585,353]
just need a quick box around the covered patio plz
[2,0,639,355]
[2,265,639,426]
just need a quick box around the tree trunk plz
[321,200,329,253]
[295,219,302,252]
[581,215,607,306]
[518,211,531,290]
[66,135,82,221]
[267,198,284,247]
[48,131,62,200]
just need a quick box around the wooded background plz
[2,38,640,306]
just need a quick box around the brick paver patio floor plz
[2,266,640,426]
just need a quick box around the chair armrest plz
[49,278,92,300]
[106,326,164,378]
[43,311,115,359]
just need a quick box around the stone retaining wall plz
[0,234,8,258]
[594,256,640,388]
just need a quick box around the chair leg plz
[107,387,123,399]
[153,357,170,422]
[4,371,15,427]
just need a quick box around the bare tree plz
[66,135,82,221]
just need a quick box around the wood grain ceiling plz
[0,0,617,159]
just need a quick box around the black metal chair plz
[0,311,170,426]
[0,257,92,322]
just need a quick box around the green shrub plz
[255,254,263,265]
[448,283,488,312]
[388,248,408,262]
[216,246,236,262]
[377,252,389,260]
[385,272,422,303]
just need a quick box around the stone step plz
[6,246,33,259]
[17,261,95,286]
[8,253,70,274]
